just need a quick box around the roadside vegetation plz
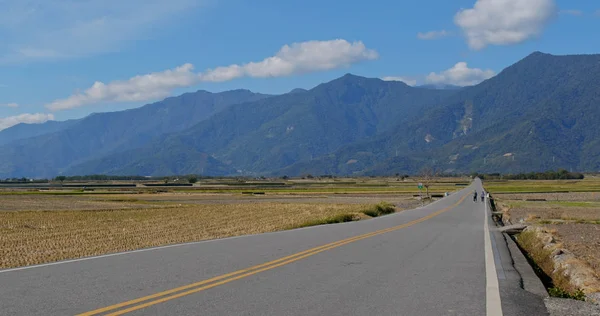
[0,182,417,270]
[516,230,587,300]
[361,202,396,217]
[489,178,600,301]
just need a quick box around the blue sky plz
[1,0,599,129]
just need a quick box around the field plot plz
[2,176,459,269]
[0,201,371,269]
[485,179,600,193]
[490,179,600,297]
[0,195,167,212]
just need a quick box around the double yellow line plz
[78,193,469,316]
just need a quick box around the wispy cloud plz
[560,9,583,16]
[417,30,452,40]
[426,62,495,86]
[0,0,201,63]
[199,39,378,82]
[454,0,557,50]
[0,113,54,130]
[381,76,417,86]
[46,39,379,111]
[46,64,198,111]
[1,103,19,108]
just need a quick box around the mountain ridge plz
[1,51,599,178]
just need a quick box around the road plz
[0,179,548,315]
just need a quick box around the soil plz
[547,224,600,276]
[508,206,600,222]
[497,192,600,202]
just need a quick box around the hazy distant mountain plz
[0,119,79,146]
[288,88,308,94]
[0,89,270,178]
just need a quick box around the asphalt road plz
[0,179,548,315]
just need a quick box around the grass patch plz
[485,179,600,194]
[362,209,379,217]
[293,213,357,228]
[548,287,587,300]
[516,230,585,300]
[361,202,396,217]
[548,201,600,208]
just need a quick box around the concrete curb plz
[504,233,549,298]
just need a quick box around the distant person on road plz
[473,191,478,202]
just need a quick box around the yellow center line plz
[77,226,391,316]
[79,193,469,316]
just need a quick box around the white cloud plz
[46,39,378,111]
[381,76,418,86]
[0,113,54,130]
[426,62,495,86]
[454,0,557,50]
[417,30,451,40]
[1,103,19,108]
[560,9,583,16]
[199,39,379,82]
[46,64,198,111]
[0,0,200,63]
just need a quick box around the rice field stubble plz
[0,191,422,269]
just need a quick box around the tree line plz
[473,169,585,180]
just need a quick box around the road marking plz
[78,193,470,316]
[484,195,504,316]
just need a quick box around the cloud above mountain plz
[46,39,378,111]
[381,76,418,86]
[454,0,556,50]
[0,113,54,130]
[46,64,198,111]
[426,62,495,86]
[199,40,378,82]
[1,103,19,108]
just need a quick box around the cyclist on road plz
[481,190,485,202]
[473,190,478,202]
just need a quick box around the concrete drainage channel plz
[488,195,600,316]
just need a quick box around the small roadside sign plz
[418,183,423,189]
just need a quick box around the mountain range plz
[1,51,599,178]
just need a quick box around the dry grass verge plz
[361,202,396,217]
[494,188,600,303]
[517,228,600,302]
[0,203,375,269]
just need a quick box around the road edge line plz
[485,195,504,316]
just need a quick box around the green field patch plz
[547,201,600,208]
